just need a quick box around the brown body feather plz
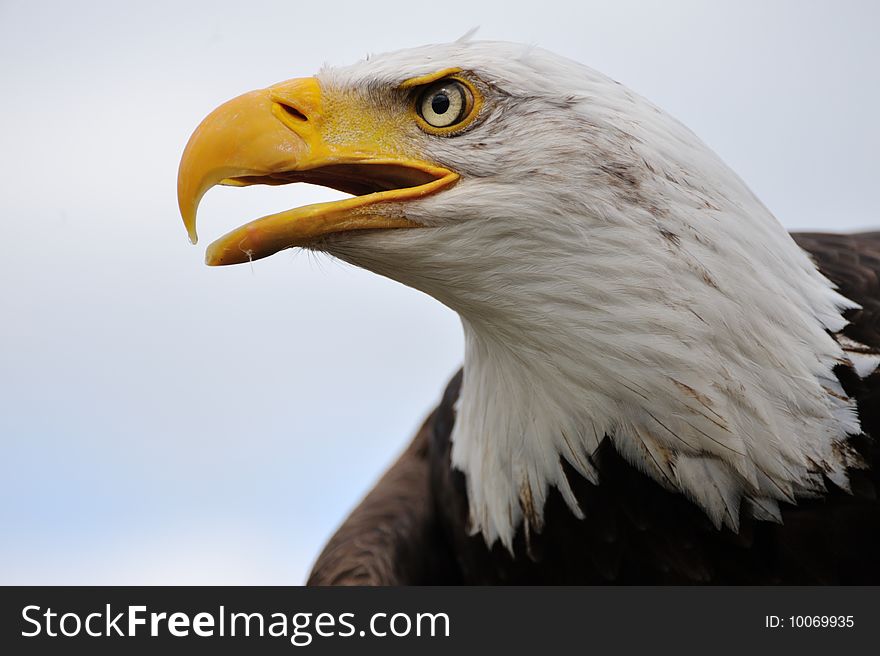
[308,231,880,585]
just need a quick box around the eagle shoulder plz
[306,412,459,585]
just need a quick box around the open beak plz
[177,77,458,266]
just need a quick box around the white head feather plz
[319,41,862,550]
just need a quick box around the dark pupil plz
[431,92,451,115]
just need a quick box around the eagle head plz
[178,41,861,550]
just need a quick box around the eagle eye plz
[416,79,474,132]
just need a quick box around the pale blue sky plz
[1,0,877,583]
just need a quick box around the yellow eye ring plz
[412,76,482,136]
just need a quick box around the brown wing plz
[793,231,880,432]
[792,231,880,351]
[306,413,458,585]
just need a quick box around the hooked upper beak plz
[177,76,458,266]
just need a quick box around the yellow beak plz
[177,77,458,265]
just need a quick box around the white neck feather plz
[332,189,863,551]
[446,200,861,550]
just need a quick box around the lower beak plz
[177,77,457,266]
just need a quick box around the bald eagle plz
[178,41,880,584]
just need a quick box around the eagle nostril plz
[277,101,308,122]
